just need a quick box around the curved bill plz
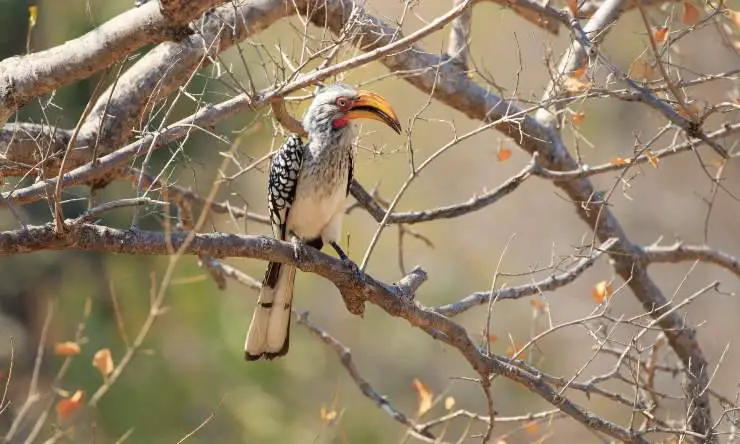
[346,90,402,134]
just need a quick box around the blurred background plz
[0,0,739,442]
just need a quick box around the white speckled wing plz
[267,134,304,240]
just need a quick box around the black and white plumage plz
[244,83,401,361]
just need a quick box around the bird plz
[244,83,402,361]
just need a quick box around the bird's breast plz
[286,149,351,240]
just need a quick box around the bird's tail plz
[244,261,296,360]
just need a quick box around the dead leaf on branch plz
[93,348,114,378]
[592,280,613,304]
[444,396,455,410]
[320,406,337,423]
[726,9,740,27]
[412,378,433,416]
[654,26,669,44]
[57,390,84,420]
[497,146,512,162]
[682,1,701,25]
[570,111,586,125]
[645,149,660,169]
[54,341,81,357]
[610,157,631,166]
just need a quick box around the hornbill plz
[244,83,402,361]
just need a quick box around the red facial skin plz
[331,96,353,129]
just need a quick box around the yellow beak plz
[346,90,402,134]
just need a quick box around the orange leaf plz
[525,421,540,435]
[54,341,81,357]
[412,378,433,416]
[653,26,669,44]
[628,59,656,81]
[444,396,456,410]
[592,280,613,304]
[565,0,578,15]
[682,1,700,25]
[530,299,546,313]
[497,147,512,162]
[320,406,337,422]
[570,111,586,125]
[645,149,659,169]
[56,390,84,420]
[677,102,700,118]
[610,157,630,166]
[563,76,592,93]
[93,348,114,378]
[726,9,740,27]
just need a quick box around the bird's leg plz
[330,241,364,283]
[329,241,349,261]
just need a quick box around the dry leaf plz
[570,111,586,125]
[54,341,81,357]
[726,9,740,27]
[609,157,630,166]
[563,76,592,93]
[677,102,700,118]
[444,396,456,410]
[56,390,84,420]
[530,299,546,313]
[653,26,669,44]
[682,1,700,25]
[525,421,540,435]
[412,378,433,416]
[592,280,613,304]
[497,147,512,162]
[93,348,114,378]
[645,149,659,169]
[320,406,337,422]
[565,0,578,15]
[628,59,656,81]
[28,5,37,28]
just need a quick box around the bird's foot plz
[290,235,307,262]
[330,241,364,283]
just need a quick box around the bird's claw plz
[343,257,365,284]
[290,236,307,262]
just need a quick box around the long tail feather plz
[244,262,296,360]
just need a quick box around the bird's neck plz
[307,126,354,156]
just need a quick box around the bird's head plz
[302,83,402,136]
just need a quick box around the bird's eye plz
[336,97,348,108]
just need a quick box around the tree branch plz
[434,238,618,316]
[643,243,740,277]
[0,0,224,124]
[0,221,648,442]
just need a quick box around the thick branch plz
[0,221,647,442]
[0,0,223,124]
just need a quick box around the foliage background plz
[0,0,738,442]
